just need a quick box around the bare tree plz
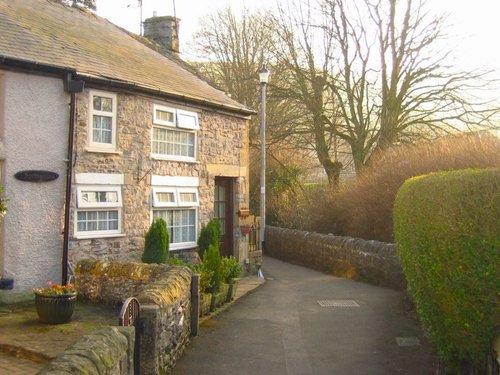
[193,7,272,112]
[322,0,500,172]
[269,0,345,186]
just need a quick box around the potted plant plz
[221,256,242,302]
[33,282,77,324]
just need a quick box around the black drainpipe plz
[62,74,84,285]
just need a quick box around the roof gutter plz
[76,74,257,117]
[0,55,77,77]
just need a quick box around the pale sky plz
[96,0,500,73]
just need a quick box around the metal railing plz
[248,217,261,252]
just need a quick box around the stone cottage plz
[0,0,255,293]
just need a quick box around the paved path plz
[174,256,435,375]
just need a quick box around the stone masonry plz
[69,88,250,266]
[76,260,192,374]
[265,226,406,290]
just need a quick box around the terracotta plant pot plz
[34,292,77,324]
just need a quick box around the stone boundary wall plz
[75,260,192,375]
[38,326,135,375]
[265,226,406,290]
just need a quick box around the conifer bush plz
[202,244,222,293]
[394,168,500,373]
[197,219,221,259]
[142,218,169,264]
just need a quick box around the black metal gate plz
[119,297,141,375]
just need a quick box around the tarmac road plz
[173,256,435,375]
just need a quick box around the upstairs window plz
[152,104,199,161]
[88,90,117,151]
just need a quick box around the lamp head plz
[259,64,270,84]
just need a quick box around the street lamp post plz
[259,64,269,251]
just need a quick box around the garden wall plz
[265,226,405,290]
[38,326,135,375]
[75,260,193,375]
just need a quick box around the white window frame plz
[76,185,122,208]
[153,104,176,127]
[177,109,200,130]
[151,105,199,162]
[151,175,199,250]
[75,183,123,238]
[152,208,198,251]
[152,187,178,207]
[88,90,117,151]
[177,187,200,207]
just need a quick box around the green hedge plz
[394,168,500,372]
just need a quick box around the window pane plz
[153,209,195,244]
[179,192,197,203]
[152,127,195,158]
[93,96,112,112]
[93,115,112,144]
[76,210,119,233]
[156,109,174,123]
[157,191,175,203]
[81,191,118,204]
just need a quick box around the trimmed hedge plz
[394,168,500,372]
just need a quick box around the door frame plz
[214,177,234,257]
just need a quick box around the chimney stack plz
[143,15,180,53]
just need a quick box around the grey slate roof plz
[0,0,253,115]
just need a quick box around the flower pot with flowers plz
[33,282,77,324]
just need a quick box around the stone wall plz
[76,260,192,374]
[38,326,135,375]
[265,226,406,290]
[69,88,250,267]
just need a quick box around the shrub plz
[197,219,221,259]
[168,255,188,267]
[394,168,500,372]
[202,244,222,293]
[312,133,500,241]
[189,263,214,294]
[221,256,242,284]
[142,218,169,264]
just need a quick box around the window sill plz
[170,242,197,251]
[86,147,123,155]
[151,155,199,164]
[73,233,126,240]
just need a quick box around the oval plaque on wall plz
[14,170,59,182]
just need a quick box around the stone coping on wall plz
[37,326,135,375]
[75,260,192,307]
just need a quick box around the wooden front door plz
[214,177,234,257]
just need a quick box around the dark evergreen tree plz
[142,218,169,264]
[197,219,221,259]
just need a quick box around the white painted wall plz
[0,71,68,291]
